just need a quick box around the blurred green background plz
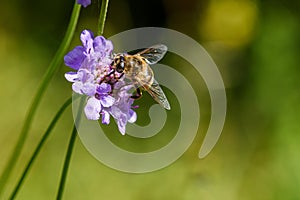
[1,0,300,199]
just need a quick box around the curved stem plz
[97,0,110,35]
[0,2,81,195]
[56,97,85,200]
[9,97,76,200]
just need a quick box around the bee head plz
[113,55,125,73]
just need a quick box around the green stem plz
[0,2,81,195]
[55,127,77,200]
[97,0,110,35]
[56,97,85,200]
[9,97,76,200]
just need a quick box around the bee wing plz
[143,79,171,110]
[137,44,168,65]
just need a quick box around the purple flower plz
[64,29,137,135]
[77,0,91,7]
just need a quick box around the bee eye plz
[120,56,125,62]
[116,56,125,73]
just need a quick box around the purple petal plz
[93,36,107,52]
[65,72,78,82]
[101,110,110,124]
[80,30,94,51]
[77,0,91,8]
[110,106,121,119]
[127,109,137,123]
[128,98,135,106]
[106,40,114,51]
[84,97,101,120]
[100,57,114,67]
[77,69,94,82]
[72,82,83,94]
[82,83,96,96]
[80,58,95,71]
[97,83,111,94]
[64,46,85,70]
[100,95,115,107]
[104,40,113,54]
[93,36,114,59]
[116,114,127,135]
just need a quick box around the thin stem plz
[56,97,85,200]
[56,127,77,200]
[97,0,110,35]
[0,2,81,195]
[9,97,76,200]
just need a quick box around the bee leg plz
[100,69,116,84]
[131,87,142,99]
[107,69,115,76]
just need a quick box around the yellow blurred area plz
[200,0,258,48]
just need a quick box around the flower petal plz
[84,97,101,120]
[77,68,94,82]
[72,82,83,94]
[77,0,91,7]
[127,109,137,123]
[104,40,113,54]
[80,30,94,52]
[65,72,78,82]
[82,82,97,96]
[64,46,85,70]
[116,114,127,135]
[101,110,110,124]
[110,106,122,120]
[93,36,106,52]
[100,95,115,107]
[80,57,98,72]
[97,83,111,94]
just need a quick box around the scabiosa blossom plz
[64,30,137,134]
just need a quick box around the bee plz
[111,44,171,110]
